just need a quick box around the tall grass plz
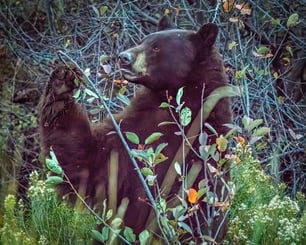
[0,171,95,245]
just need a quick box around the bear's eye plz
[152,46,160,53]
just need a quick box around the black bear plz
[39,16,232,243]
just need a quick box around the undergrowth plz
[2,114,306,244]
[0,171,95,245]
[224,139,306,245]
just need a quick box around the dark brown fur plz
[39,17,232,242]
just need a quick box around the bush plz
[225,141,306,245]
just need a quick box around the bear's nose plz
[119,51,134,65]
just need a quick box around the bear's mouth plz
[120,68,141,81]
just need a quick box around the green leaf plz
[172,205,186,220]
[147,175,156,186]
[117,94,130,106]
[208,144,217,159]
[153,153,168,165]
[224,127,238,139]
[106,209,113,221]
[158,121,176,127]
[49,147,59,162]
[198,179,208,189]
[271,18,280,26]
[45,158,63,175]
[141,167,154,177]
[256,46,270,55]
[159,102,170,108]
[197,188,207,200]
[202,85,241,120]
[110,217,123,228]
[92,229,108,243]
[101,227,109,242]
[180,107,192,126]
[145,132,163,145]
[287,13,299,28]
[228,41,237,50]
[178,221,192,234]
[175,103,184,113]
[131,149,150,163]
[216,136,228,152]
[84,88,98,98]
[199,132,208,146]
[84,68,91,77]
[86,97,95,103]
[204,122,218,136]
[256,141,267,151]
[199,145,208,160]
[139,230,150,245]
[174,162,181,176]
[158,198,167,212]
[123,227,136,242]
[286,45,293,57]
[252,127,270,137]
[73,89,81,99]
[176,87,184,105]
[235,69,245,81]
[245,118,263,132]
[205,191,218,204]
[224,123,242,134]
[155,143,168,156]
[73,78,80,86]
[99,6,108,16]
[125,132,140,145]
[46,176,63,185]
[101,199,107,222]
[242,115,252,130]
[203,235,217,244]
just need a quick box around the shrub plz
[225,141,306,245]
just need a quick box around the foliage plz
[0,171,95,245]
[124,87,233,244]
[2,107,306,244]
[224,141,306,245]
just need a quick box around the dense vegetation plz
[0,0,305,244]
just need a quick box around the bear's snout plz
[119,50,148,80]
[119,51,135,65]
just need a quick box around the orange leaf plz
[235,3,252,15]
[214,201,230,212]
[229,17,239,23]
[223,0,235,12]
[234,136,245,146]
[188,188,198,204]
[234,156,241,164]
[114,79,128,85]
[137,144,145,150]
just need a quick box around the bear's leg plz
[39,65,106,206]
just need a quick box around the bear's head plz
[119,16,218,90]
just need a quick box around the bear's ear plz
[158,16,175,31]
[195,23,218,47]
